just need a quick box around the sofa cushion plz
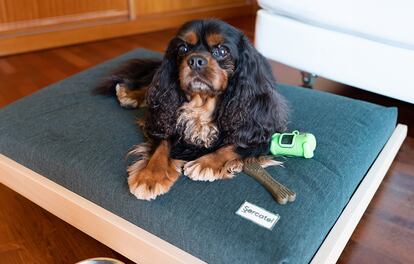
[0,49,397,264]
[258,0,414,50]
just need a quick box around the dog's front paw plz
[183,161,218,182]
[127,167,178,200]
[183,157,243,182]
[128,161,181,201]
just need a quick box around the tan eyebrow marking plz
[206,33,224,47]
[182,31,198,45]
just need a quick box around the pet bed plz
[0,49,406,263]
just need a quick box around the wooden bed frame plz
[0,124,407,263]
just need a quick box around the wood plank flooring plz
[1,15,413,264]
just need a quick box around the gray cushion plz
[0,49,397,264]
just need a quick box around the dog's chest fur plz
[176,94,219,148]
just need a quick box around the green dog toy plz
[270,130,317,158]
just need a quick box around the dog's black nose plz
[187,55,207,70]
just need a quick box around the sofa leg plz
[301,71,318,88]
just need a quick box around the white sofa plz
[255,0,414,104]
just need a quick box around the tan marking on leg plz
[127,142,152,192]
[184,145,243,181]
[116,84,147,108]
[128,141,185,200]
[136,118,146,130]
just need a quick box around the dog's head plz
[174,20,239,96]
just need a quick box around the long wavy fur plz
[95,20,288,161]
[145,38,186,139]
[216,34,288,157]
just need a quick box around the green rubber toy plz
[270,130,317,158]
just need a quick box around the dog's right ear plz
[145,38,186,139]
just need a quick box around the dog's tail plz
[93,58,162,96]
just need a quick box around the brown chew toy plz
[243,161,296,205]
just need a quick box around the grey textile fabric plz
[0,49,397,264]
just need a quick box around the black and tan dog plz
[96,19,288,200]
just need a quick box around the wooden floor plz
[1,15,413,264]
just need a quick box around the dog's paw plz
[183,161,217,182]
[127,154,183,201]
[183,158,243,182]
[127,167,176,201]
[116,84,139,108]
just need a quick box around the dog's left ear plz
[218,35,288,157]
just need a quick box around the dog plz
[95,19,288,200]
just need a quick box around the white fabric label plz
[236,201,280,230]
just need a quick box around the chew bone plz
[243,162,296,204]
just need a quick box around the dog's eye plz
[212,45,228,58]
[178,44,189,55]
